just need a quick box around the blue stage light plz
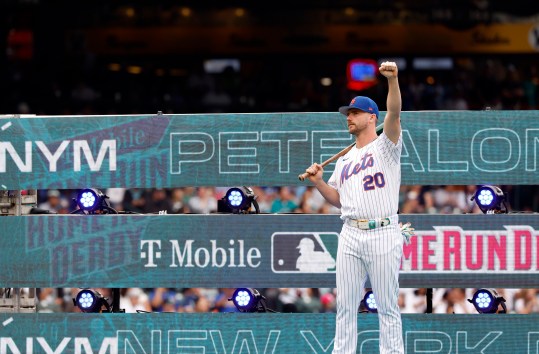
[79,189,98,210]
[362,290,378,313]
[74,289,105,313]
[477,188,494,207]
[472,185,507,214]
[218,187,259,214]
[73,188,117,214]
[230,288,263,312]
[468,288,506,314]
[227,189,244,208]
[76,188,103,212]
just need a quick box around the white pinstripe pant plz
[333,219,404,354]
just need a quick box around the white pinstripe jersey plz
[328,132,403,220]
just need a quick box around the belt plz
[345,217,391,230]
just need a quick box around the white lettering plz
[170,240,194,267]
[74,338,93,354]
[528,332,539,354]
[237,239,246,267]
[140,240,161,267]
[98,338,118,354]
[0,141,32,172]
[1,338,21,354]
[229,240,236,267]
[168,330,207,353]
[247,247,261,267]
[219,132,260,174]
[117,330,148,354]
[35,141,70,172]
[429,129,468,172]
[211,240,226,267]
[167,239,261,269]
[471,128,520,172]
[406,331,452,353]
[37,337,71,354]
[194,248,210,267]
[74,140,116,172]
[456,331,502,352]
[301,330,334,353]
[231,330,280,354]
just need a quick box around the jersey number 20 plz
[363,172,385,191]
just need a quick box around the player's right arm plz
[306,163,341,208]
[379,61,401,144]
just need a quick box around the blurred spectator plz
[399,288,424,314]
[177,288,202,313]
[270,187,298,213]
[188,187,218,214]
[170,188,190,213]
[105,188,126,211]
[434,288,475,314]
[447,288,476,314]
[36,288,63,313]
[320,292,336,313]
[213,288,238,312]
[295,288,323,313]
[37,189,69,214]
[120,287,152,313]
[295,187,320,213]
[513,289,539,314]
[522,64,538,109]
[122,188,147,213]
[250,186,272,213]
[143,188,173,213]
[318,202,340,214]
[194,296,214,312]
[149,288,179,312]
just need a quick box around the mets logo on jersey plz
[271,232,338,273]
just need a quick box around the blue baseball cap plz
[338,96,379,118]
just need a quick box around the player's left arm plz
[379,61,401,144]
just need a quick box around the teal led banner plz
[1,214,538,288]
[0,313,538,353]
[0,110,538,189]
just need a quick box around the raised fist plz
[379,61,398,78]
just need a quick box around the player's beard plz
[347,120,368,136]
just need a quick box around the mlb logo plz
[271,232,338,273]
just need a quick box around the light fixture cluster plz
[472,185,508,214]
[359,288,507,315]
[73,289,111,313]
[218,186,259,214]
[71,188,117,214]
[73,288,125,313]
[468,288,507,314]
[229,288,275,312]
[360,290,377,313]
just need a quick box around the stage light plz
[218,186,259,214]
[468,288,507,314]
[74,289,111,313]
[472,185,507,214]
[229,288,267,312]
[361,290,378,313]
[72,188,117,214]
[78,189,99,210]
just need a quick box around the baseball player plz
[305,61,404,353]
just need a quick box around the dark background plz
[1,0,539,115]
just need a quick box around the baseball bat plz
[298,122,384,181]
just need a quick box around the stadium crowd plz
[32,181,538,315]
[36,286,539,315]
